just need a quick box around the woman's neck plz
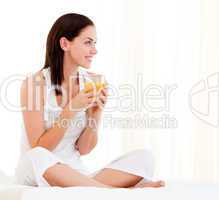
[63,54,79,86]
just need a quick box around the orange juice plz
[84,82,106,93]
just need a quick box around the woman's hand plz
[69,91,96,111]
[86,88,108,119]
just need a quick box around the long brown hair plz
[43,13,94,95]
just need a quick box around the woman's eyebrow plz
[85,37,97,42]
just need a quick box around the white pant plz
[15,147,155,187]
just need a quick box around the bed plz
[0,172,219,200]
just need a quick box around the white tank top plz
[19,68,89,170]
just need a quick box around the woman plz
[15,13,164,188]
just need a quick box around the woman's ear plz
[59,37,70,51]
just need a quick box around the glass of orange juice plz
[84,74,106,94]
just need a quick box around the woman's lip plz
[85,56,93,61]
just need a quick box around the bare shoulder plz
[21,70,45,92]
[20,70,46,110]
[20,70,46,147]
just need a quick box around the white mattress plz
[1,181,219,200]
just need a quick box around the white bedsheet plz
[1,181,219,200]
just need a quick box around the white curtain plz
[84,0,219,182]
[0,0,218,182]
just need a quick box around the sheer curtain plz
[0,0,218,182]
[85,0,219,182]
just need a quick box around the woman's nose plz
[91,46,97,55]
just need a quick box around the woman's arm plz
[21,72,77,151]
[21,72,93,151]
[75,116,100,155]
[75,88,108,155]
[33,106,78,151]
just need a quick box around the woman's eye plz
[85,41,92,45]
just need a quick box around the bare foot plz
[134,180,165,188]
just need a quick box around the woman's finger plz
[97,95,107,106]
[101,88,108,96]
[98,95,107,102]
[87,97,97,104]
[97,99,105,109]
[86,92,95,98]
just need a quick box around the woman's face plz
[66,25,97,69]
